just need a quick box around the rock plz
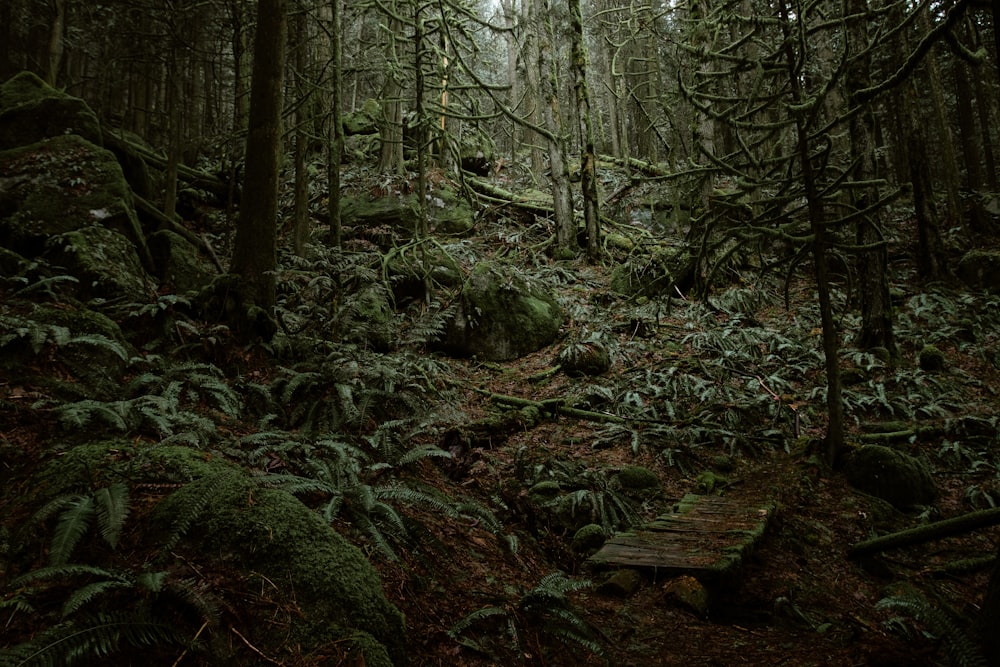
[610,246,695,298]
[596,568,643,597]
[957,250,1000,292]
[616,466,661,495]
[558,339,611,376]
[843,445,937,509]
[45,224,151,303]
[154,469,407,665]
[660,575,710,616]
[918,344,945,372]
[148,229,217,293]
[439,261,563,361]
[0,133,154,287]
[572,523,608,554]
[341,186,475,243]
[0,71,102,149]
[339,285,396,352]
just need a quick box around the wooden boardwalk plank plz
[587,493,775,582]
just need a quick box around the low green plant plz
[448,572,605,664]
[877,593,988,667]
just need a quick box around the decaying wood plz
[106,131,228,198]
[848,507,1000,558]
[474,387,626,424]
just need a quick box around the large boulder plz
[0,71,102,149]
[610,245,695,298]
[843,445,937,509]
[155,469,407,666]
[148,229,216,293]
[957,250,1000,293]
[0,134,154,300]
[439,261,563,361]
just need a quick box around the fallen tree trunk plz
[848,507,1000,558]
[474,387,626,424]
[106,131,229,199]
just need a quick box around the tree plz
[229,0,287,337]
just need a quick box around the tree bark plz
[327,0,344,247]
[292,4,310,256]
[568,0,600,261]
[230,0,287,334]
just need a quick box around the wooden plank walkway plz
[587,494,776,583]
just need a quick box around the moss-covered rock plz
[0,71,102,149]
[0,134,153,281]
[572,523,607,554]
[45,225,150,303]
[957,250,1000,293]
[610,245,695,298]
[340,285,396,351]
[843,445,937,509]
[918,344,945,372]
[558,340,611,377]
[154,469,407,664]
[438,260,563,361]
[616,466,661,494]
[148,229,216,293]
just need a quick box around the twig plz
[171,620,209,667]
[231,626,284,666]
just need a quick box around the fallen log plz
[848,507,1000,558]
[474,387,626,424]
[105,130,228,199]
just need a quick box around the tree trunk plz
[846,0,897,361]
[46,0,66,86]
[327,0,344,247]
[378,7,405,175]
[292,4,310,256]
[230,0,287,334]
[537,0,575,257]
[568,0,600,261]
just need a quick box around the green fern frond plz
[448,605,510,638]
[92,484,129,549]
[51,400,129,432]
[60,579,132,618]
[66,334,128,362]
[877,594,988,667]
[0,611,184,667]
[50,496,95,566]
[11,564,116,588]
[159,471,235,555]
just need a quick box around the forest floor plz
[354,166,1000,667]
[3,158,1000,667]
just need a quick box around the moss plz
[528,480,562,500]
[156,469,407,664]
[148,229,216,292]
[46,225,149,303]
[571,523,607,554]
[0,71,102,149]
[918,344,945,372]
[0,134,153,275]
[616,466,660,493]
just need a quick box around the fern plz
[877,594,988,667]
[0,611,185,667]
[38,484,131,565]
[448,572,605,663]
[159,471,235,555]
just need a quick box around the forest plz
[2,0,1000,665]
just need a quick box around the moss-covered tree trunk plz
[568,0,600,262]
[327,0,344,247]
[230,0,286,336]
[537,0,575,258]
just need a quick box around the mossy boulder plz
[339,285,396,351]
[0,134,153,283]
[341,187,475,242]
[386,243,463,305]
[843,445,937,509]
[610,245,695,298]
[918,344,945,372]
[438,261,563,361]
[616,466,661,495]
[572,523,608,555]
[31,304,132,397]
[154,469,406,665]
[0,71,102,149]
[148,229,216,292]
[558,340,611,376]
[45,225,151,303]
[957,250,1000,292]
[343,98,380,135]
